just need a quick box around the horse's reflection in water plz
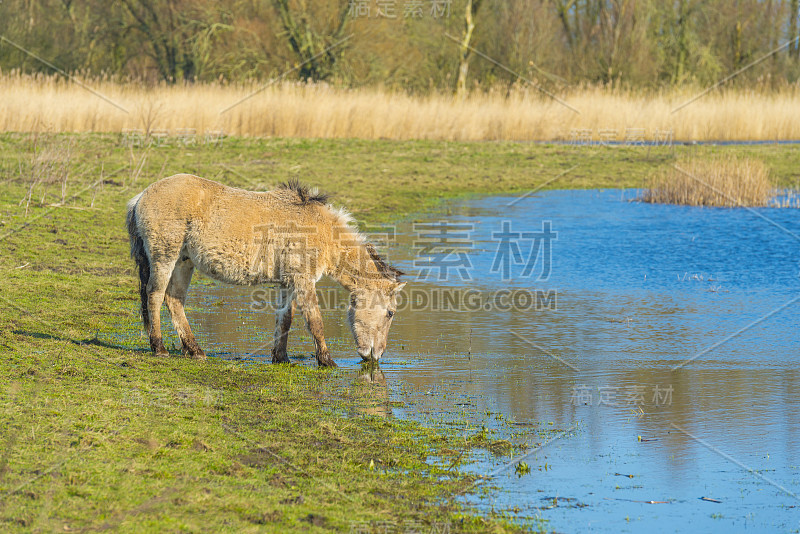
[353,362,391,418]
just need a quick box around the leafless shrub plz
[135,98,164,138]
[21,138,73,215]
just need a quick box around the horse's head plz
[347,281,406,361]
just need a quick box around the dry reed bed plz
[2,73,800,141]
[642,156,779,207]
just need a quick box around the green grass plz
[1,133,798,532]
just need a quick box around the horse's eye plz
[387,310,395,318]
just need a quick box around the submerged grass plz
[642,155,776,207]
[1,133,800,532]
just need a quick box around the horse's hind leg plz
[165,256,206,360]
[271,286,293,364]
[146,258,177,357]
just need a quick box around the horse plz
[126,174,405,367]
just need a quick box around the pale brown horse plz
[126,174,405,367]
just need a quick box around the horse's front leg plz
[271,286,293,364]
[294,283,337,368]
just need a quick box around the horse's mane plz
[278,180,402,282]
[279,179,330,205]
[330,210,403,282]
[365,242,404,282]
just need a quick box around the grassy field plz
[4,74,800,142]
[1,133,799,532]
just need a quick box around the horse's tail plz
[126,192,150,334]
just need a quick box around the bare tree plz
[1,0,798,88]
[790,0,799,58]
[455,0,483,98]
[118,0,199,82]
[271,0,350,81]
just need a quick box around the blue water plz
[384,190,800,533]
[183,189,800,533]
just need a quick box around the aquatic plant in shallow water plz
[641,155,780,207]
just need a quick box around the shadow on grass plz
[11,330,311,364]
[13,329,152,354]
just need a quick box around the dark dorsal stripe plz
[279,178,330,205]
[365,243,404,281]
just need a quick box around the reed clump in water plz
[642,156,775,207]
[772,190,800,208]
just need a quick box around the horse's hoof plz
[151,337,169,357]
[318,358,338,368]
[181,343,206,360]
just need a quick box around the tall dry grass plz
[2,72,800,141]
[22,137,74,214]
[642,156,775,207]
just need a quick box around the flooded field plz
[180,190,798,532]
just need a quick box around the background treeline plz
[1,0,799,91]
